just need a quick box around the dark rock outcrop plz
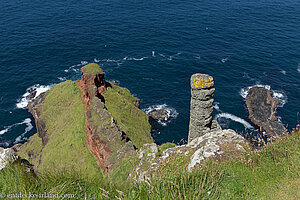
[27,92,47,144]
[26,90,37,101]
[148,109,169,120]
[246,87,287,138]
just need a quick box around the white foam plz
[16,84,52,109]
[94,58,100,63]
[240,84,287,107]
[158,53,165,58]
[0,118,32,137]
[240,84,271,99]
[280,70,286,75]
[152,51,155,57]
[64,64,76,73]
[0,128,8,135]
[58,77,66,81]
[272,90,288,107]
[221,57,229,63]
[213,102,221,112]
[126,57,148,61]
[168,52,181,61]
[297,64,300,73]
[214,113,254,129]
[14,118,33,144]
[194,55,201,60]
[143,104,178,126]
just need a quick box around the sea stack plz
[188,73,215,143]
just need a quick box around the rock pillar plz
[188,73,215,143]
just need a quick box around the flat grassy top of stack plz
[82,63,103,75]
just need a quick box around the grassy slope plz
[19,81,103,179]
[103,84,153,148]
[2,129,298,199]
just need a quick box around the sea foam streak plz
[143,104,178,126]
[0,118,32,137]
[16,84,52,109]
[221,57,229,63]
[240,84,287,107]
[214,113,254,129]
[213,102,221,112]
[14,118,33,144]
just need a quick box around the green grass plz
[18,81,103,179]
[2,130,298,199]
[81,63,103,75]
[103,84,153,148]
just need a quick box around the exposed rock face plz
[148,109,169,120]
[188,73,216,143]
[187,129,245,172]
[79,63,137,171]
[132,129,247,181]
[27,92,47,144]
[246,87,287,138]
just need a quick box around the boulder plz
[26,90,37,101]
[148,109,169,120]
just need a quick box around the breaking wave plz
[14,118,33,144]
[0,118,33,139]
[16,84,52,109]
[214,113,254,129]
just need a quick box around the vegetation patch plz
[19,81,102,179]
[17,133,43,171]
[103,84,153,148]
[82,63,103,75]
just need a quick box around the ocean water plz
[0,0,299,147]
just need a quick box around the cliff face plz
[18,63,153,175]
[78,63,142,171]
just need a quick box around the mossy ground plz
[103,84,153,148]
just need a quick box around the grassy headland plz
[2,128,299,199]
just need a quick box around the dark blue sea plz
[1,0,299,147]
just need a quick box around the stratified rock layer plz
[188,73,216,143]
[246,87,287,138]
